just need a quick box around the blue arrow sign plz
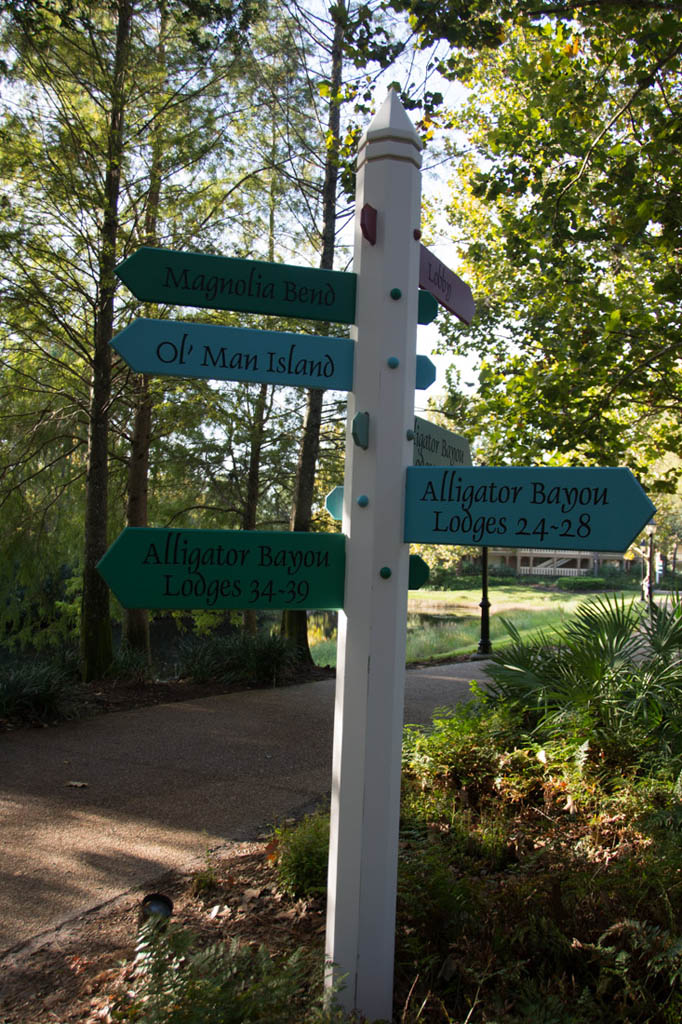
[404,466,656,552]
[112,318,354,391]
[113,318,439,394]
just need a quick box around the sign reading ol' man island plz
[112,318,355,391]
[405,466,656,551]
[97,528,345,610]
[111,317,437,393]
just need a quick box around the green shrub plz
[555,575,612,591]
[273,811,330,900]
[177,631,298,688]
[396,840,472,970]
[0,656,82,724]
[106,642,153,682]
[402,702,517,793]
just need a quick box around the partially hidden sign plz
[419,244,475,325]
[404,466,655,552]
[97,528,346,610]
[413,416,471,467]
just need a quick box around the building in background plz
[488,548,632,578]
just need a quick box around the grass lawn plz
[310,585,637,667]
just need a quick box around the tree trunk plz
[81,0,133,682]
[122,3,166,660]
[282,3,345,662]
[122,374,152,660]
[242,382,270,634]
[281,386,324,659]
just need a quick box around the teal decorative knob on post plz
[351,411,370,450]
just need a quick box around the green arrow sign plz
[116,247,356,324]
[404,466,655,552]
[117,247,439,327]
[97,528,346,610]
[408,554,430,590]
[112,318,354,391]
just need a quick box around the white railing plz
[512,549,593,558]
[518,566,588,577]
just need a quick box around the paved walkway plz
[0,661,491,956]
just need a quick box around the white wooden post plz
[325,91,422,1021]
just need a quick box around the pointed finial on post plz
[357,89,422,169]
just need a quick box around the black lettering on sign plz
[163,265,276,303]
[530,481,608,513]
[258,545,330,576]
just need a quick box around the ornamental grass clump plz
[0,655,82,725]
[177,631,298,688]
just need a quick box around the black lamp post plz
[471,544,492,659]
[645,520,656,617]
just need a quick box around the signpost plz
[419,243,475,324]
[97,528,345,610]
[405,466,655,551]
[324,89,423,1022]
[100,90,656,1024]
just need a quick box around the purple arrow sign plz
[419,244,475,325]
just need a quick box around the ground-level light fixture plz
[139,892,173,929]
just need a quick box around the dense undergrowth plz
[116,593,682,1022]
[0,630,300,727]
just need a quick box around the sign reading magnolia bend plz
[116,247,440,327]
[404,466,656,552]
[116,247,357,325]
[97,528,346,610]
